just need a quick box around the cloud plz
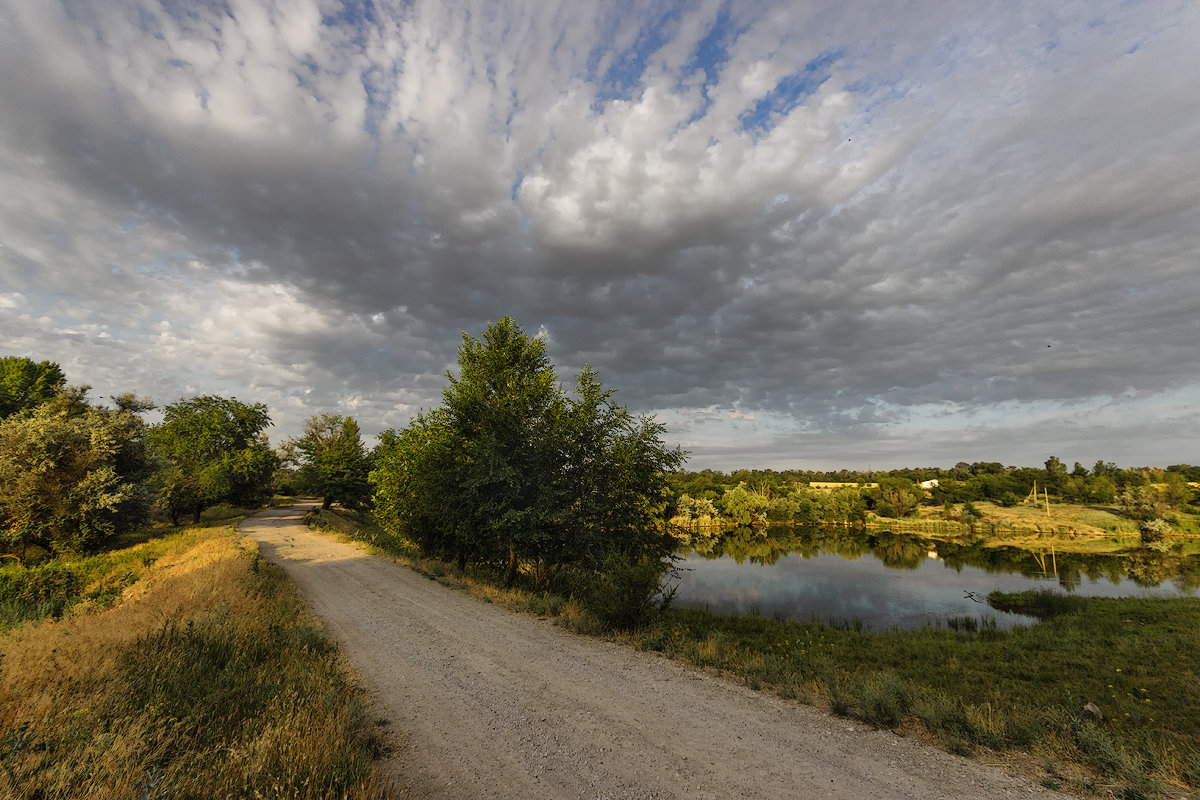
[2,0,1199,469]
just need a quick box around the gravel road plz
[241,503,1060,800]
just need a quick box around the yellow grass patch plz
[0,524,387,800]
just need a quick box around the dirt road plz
[241,504,1057,799]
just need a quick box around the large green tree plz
[289,414,372,510]
[147,395,277,524]
[371,318,685,596]
[0,388,155,559]
[0,356,66,419]
[433,317,566,586]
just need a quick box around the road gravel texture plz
[241,503,1061,799]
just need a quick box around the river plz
[670,526,1200,631]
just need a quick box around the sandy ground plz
[240,503,1062,800]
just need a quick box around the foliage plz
[0,388,155,558]
[867,477,923,518]
[577,550,678,630]
[0,561,83,626]
[289,414,372,510]
[673,493,719,523]
[147,395,277,524]
[720,482,770,526]
[370,317,685,611]
[0,356,65,419]
[1117,486,1170,523]
[1139,517,1172,545]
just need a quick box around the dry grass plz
[0,523,388,799]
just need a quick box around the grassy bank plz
[0,515,388,799]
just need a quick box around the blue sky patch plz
[740,49,843,132]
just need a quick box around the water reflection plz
[671,525,1200,631]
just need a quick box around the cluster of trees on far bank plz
[667,458,1199,535]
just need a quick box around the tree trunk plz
[322,496,333,510]
[502,542,518,588]
[193,504,202,524]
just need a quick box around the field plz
[628,592,1200,798]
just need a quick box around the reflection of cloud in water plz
[673,551,1199,631]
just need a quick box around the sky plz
[2,1,1198,471]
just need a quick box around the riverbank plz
[0,511,387,799]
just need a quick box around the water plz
[670,526,1200,631]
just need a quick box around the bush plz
[855,671,914,729]
[0,562,83,626]
[576,552,676,631]
[1139,518,1171,544]
[996,491,1021,507]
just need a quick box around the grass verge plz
[0,518,387,799]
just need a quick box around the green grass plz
[0,519,387,799]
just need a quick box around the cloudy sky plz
[2,1,1198,471]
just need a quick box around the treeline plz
[6,342,1197,576]
[668,458,1199,528]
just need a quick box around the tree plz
[0,387,155,558]
[1116,485,1168,523]
[1043,456,1069,495]
[0,356,66,419]
[869,477,923,518]
[556,365,684,573]
[289,414,372,510]
[371,317,685,603]
[147,395,277,524]
[720,482,770,526]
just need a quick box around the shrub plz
[0,562,83,626]
[576,552,676,631]
[856,671,914,729]
[1139,518,1171,544]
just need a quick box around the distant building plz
[919,479,939,490]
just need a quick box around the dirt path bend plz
[241,504,1057,800]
